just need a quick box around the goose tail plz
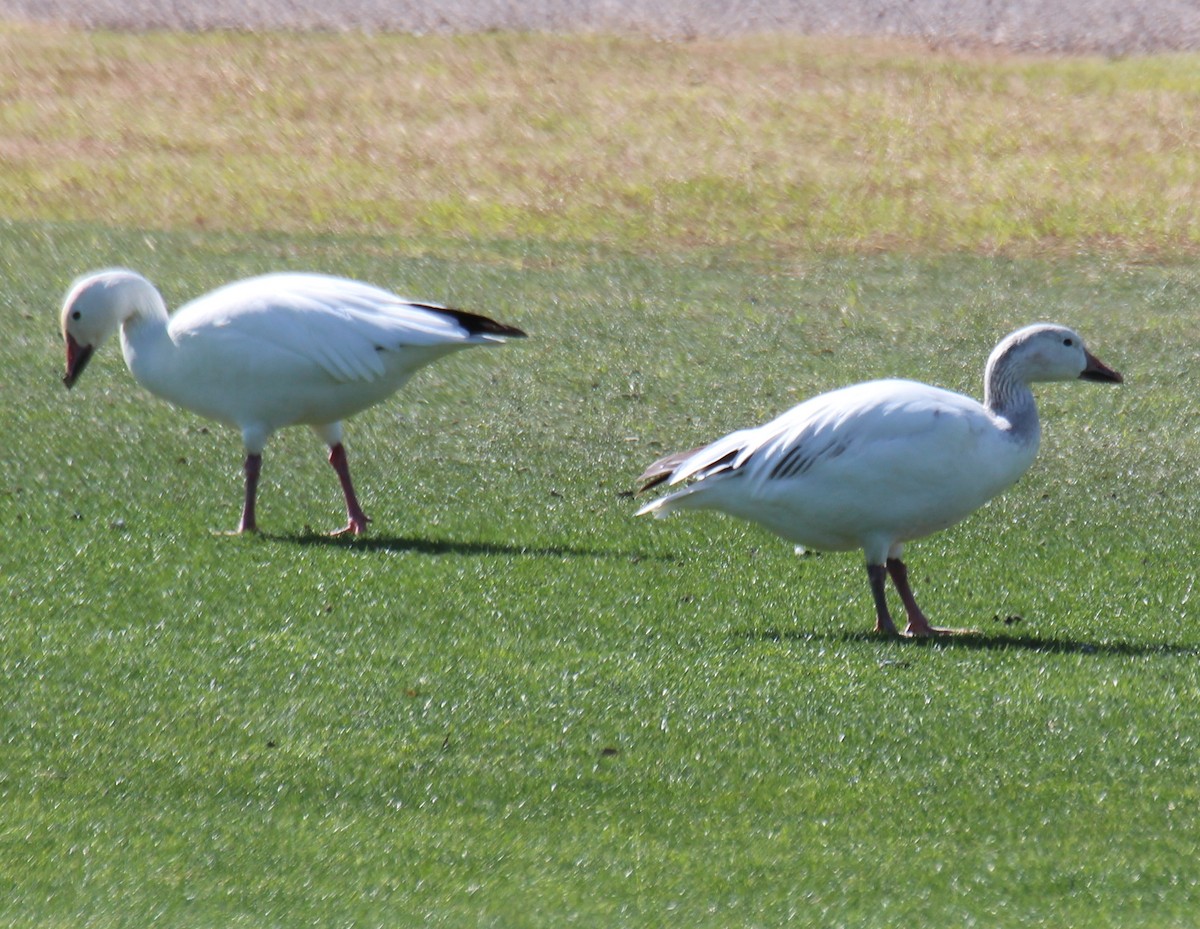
[636,446,706,494]
[634,481,713,518]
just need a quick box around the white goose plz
[61,269,526,534]
[636,324,1122,636]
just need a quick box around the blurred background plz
[2,0,1200,53]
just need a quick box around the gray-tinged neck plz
[984,351,1041,444]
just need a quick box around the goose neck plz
[984,356,1039,442]
[118,285,174,388]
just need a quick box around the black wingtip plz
[412,303,527,338]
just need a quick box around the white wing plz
[666,379,986,487]
[168,273,505,384]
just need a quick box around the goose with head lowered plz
[636,324,1122,636]
[62,269,526,534]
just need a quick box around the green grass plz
[4,222,1199,926]
[4,25,1200,928]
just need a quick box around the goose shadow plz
[265,530,669,562]
[742,627,1200,659]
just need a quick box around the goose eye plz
[1063,338,1074,346]
[72,310,82,320]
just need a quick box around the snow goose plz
[61,269,526,534]
[636,324,1122,636]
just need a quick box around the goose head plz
[987,323,1123,388]
[61,269,163,388]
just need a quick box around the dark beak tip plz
[1080,369,1123,384]
[1080,350,1123,384]
[63,339,93,388]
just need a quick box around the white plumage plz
[637,324,1122,636]
[61,269,525,534]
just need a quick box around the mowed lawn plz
[3,25,1200,928]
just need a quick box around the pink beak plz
[1080,349,1122,384]
[63,333,93,389]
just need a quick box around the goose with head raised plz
[636,324,1122,636]
[62,269,526,534]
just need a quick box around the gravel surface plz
[2,0,1200,54]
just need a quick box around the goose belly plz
[683,443,1033,552]
[250,375,416,428]
[136,354,419,433]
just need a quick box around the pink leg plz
[239,453,262,533]
[885,558,937,635]
[328,442,370,536]
[867,563,900,635]
[886,558,975,636]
